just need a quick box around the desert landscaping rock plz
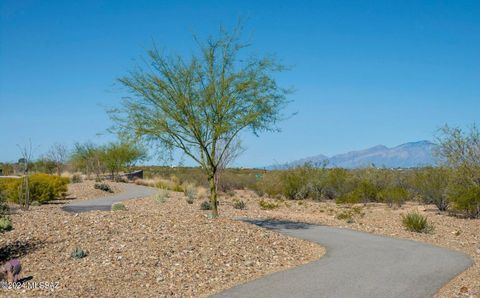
[0,186,324,297]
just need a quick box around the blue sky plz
[1,0,479,167]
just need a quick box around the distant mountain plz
[267,141,438,169]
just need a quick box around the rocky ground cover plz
[0,184,324,297]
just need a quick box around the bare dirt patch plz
[0,191,324,297]
[66,181,125,201]
[218,190,480,298]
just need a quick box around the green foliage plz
[0,190,8,216]
[200,201,212,210]
[447,168,480,218]
[0,174,69,204]
[29,174,69,203]
[71,247,88,259]
[102,142,147,179]
[411,167,449,211]
[436,124,480,218]
[335,206,364,223]
[322,168,351,200]
[336,210,353,221]
[378,186,409,207]
[94,183,113,193]
[70,143,106,177]
[233,199,246,210]
[0,216,12,233]
[402,212,434,233]
[336,179,378,205]
[111,26,290,217]
[111,203,127,211]
[258,199,279,210]
[184,184,196,204]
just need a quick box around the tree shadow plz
[242,219,313,230]
[0,239,43,263]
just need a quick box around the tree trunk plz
[208,173,218,218]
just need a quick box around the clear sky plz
[1,0,479,167]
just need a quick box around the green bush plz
[401,212,434,233]
[258,199,279,210]
[94,183,113,193]
[0,174,69,204]
[0,190,8,216]
[111,203,127,211]
[378,187,409,207]
[412,167,449,211]
[233,199,246,210]
[445,165,480,218]
[29,174,69,203]
[200,200,212,210]
[0,217,12,233]
[71,247,88,259]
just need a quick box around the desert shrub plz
[336,210,353,221]
[322,168,352,200]
[336,191,361,204]
[336,179,378,205]
[436,125,480,218]
[233,199,246,210]
[94,183,113,193]
[378,186,409,207]
[184,184,197,203]
[217,171,258,191]
[0,216,12,233]
[402,212,434,233]
[111,203,127,211]
[336,207,364,223]
[254,171,283,197]
[29,174,69,203]
[447,171,480,218]
[71,174,83,184]
[0,178,20,203]
[0,174,69,204]
[0,190,8,216]
[200,200,212,210]
[258,199,279,210]
[71,247,88,259]
[412,167,449,211]
[155,189,169,203]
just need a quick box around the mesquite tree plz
[111,28,290,217]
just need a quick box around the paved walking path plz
[214,219,473,298]
[62,183,157,213]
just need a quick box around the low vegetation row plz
[0,173,70,204]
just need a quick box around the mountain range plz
[267,140,438,169]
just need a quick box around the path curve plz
[214,219,473,298]
[62,184,157,213]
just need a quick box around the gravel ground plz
[66,181,125,201]
[0,190,324,297]
[218,190,480,298]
